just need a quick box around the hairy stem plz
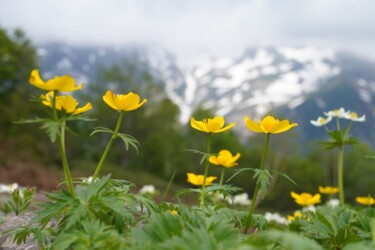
[244,133,271,233]
[58,121,75,197]
[219,167,225,186]
[93,111,125,180]
[199,133,212,207]
[338,146,345,205]
[52,91,75,197]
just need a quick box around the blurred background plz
[0,0,374,211]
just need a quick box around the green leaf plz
[184,149,217,165]
[90,126,114,136]
[117,133,140,153]
[226,168,256,183]
[252,169,272,199]
[40,120,61,142]
[269,170,296,185]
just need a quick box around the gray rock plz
[0,213,38,250]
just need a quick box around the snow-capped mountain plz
[37,43,375,145]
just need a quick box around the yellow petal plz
[103,90,120,111]
[214,122,236,133]
[290,191,299,199]
[205,176,217,186]
[190,117,207,132]
[62,95,79,113]
[244,116,264,133]
[48,75,83,92]
[29,69,45,87]
[209,155,220,165]
[73,102,92,115]
[272,121,298,134]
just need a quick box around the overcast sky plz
[1,0,375,62]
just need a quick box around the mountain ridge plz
[37,43,375,147]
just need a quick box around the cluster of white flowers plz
[327,198,340,208]
[226,192,252,206]
[310,107,366,127]
[264,212,288,225]
[0,183,19,193]
[139,184,156,195]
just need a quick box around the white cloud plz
[0,0,374,60]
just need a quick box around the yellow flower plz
[103,90,147,111]
[29,70,83,92]
[319,186,339,195]
[41,91,92,115]
[291,191,321,206]
[186,173,217,186]
[170,209,178,215]
[190,117,236,133]
[244,116,297,134]
[287,211,302,221]
[356,196,375,206]
[209,149,240,168]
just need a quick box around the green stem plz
[51,91,75,197]
[338,146,345,205]
[199,133,212,207]
[161,170,177,202]
[93,111,125,180]
[244,133,271,233]
[336,117,340,131]
[372,217,375,246]
[219,167,225,186]
[58,121,75,197]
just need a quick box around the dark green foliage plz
[289,206,373,250]
[129,206,241,250]
[10,175,157,248]
[0,187,35,215]
[51,219,125,250]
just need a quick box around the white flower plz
[327,199,340,208]
[139,185,156,194]
[81,176,94,184]
[231,193,251,206]
[310,116,332,127]
[347,112,366,122]
[0,183,19,193]
[302,205,316,213]
[324,108,350,119]
[264,212,288,225]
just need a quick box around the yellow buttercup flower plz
[356,196,375,206]
[291,191,321,206]
[170,209,178,215]
[103,90,147,111]
[29,70,83,92]
[244,116,297,134]
[287,211,302,221]
[190,117,236,133]
[319,186,339,195]
[209,149,240,168]
[41,92,92,115]
[186,173,217,186]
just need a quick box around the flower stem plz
[58,121,75,197]
[244,133,271,233]
[219,168,225,186]
[51,91,75,197]
[93,111,125,180]
[199,133,212,207]
[338,145,345,205]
